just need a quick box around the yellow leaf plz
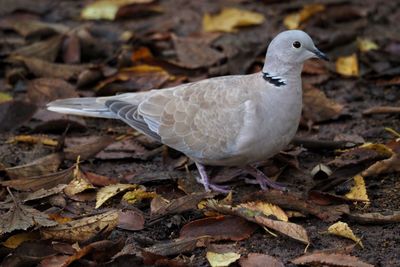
[0,92,12,103]
[203,8,264,33]
[359,143,393,157]
[206,251,241,267]
[328,221,363,248]
[284,4,325,30]
[336,54,359,77]
[198,191,232,217]
[7,135,58,146]
[345,175,369,202]
[96,183,137,208]
[81,0,154,20]
[238,201,288,222]
[122,188,157,204]
[3,232,40,248]
[357,38,379,52]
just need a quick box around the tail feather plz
[47,97,116,119]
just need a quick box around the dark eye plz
[293,41,301,48]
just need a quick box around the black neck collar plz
[262,72,286,87]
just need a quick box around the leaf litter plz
[0,0,399,266]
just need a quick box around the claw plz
[246,166,286,191]
[195,162,230,194]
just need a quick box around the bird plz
[47,30,328,193]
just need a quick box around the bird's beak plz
[312,48,329,61]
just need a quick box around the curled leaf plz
[328,221,363,248]
[345,175,369,203]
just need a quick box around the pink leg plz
[246,166,286,191]
[195,162,230,193]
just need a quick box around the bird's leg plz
[195,162,230,193]
[245,166,286,191]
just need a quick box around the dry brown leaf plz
[64,165,95,197]
[5,153,62,179]
[0,100,37,132]
[239,253,284,267]
[117,210,145,231]
[180,216,256,241]
[41,210,118,242]
[291,252,373,267]
[0,166,74,191]
[207,200,309,244]
[361,140,400,177]
[0,201,57,235]
[96,183,138,208]
[27,78,78,108]
[11,35,64,62]
[23,184,67,203]
[303,84,344,123]
[144,237,205,256]
[336,54,359,77]
[11,55,87,80]
[345,175,369,203]
[328,221,363,248]
[203,8,264,33]
[348,211,400,224]
[284,4,325,29]
[238,201,288,222]
[2,231,41,249]
[206,251,241,267]
[7,134,58,146]
[64,135,114,160]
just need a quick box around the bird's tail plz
[47,97,116,119]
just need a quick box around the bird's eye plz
[292,41,301,48]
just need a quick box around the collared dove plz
[48,30,328,193]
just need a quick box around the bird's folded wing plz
[111,76,253,161]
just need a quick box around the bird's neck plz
[262,59,303,87]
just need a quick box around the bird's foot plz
[246,166,286,191]
[195,162,231,194]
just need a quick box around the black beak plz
[313,48,329,61]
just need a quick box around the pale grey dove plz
[47,30,328,193]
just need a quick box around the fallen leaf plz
[122,188,157,204]
[2,231,41,249]
[11,35,64,62]
[206,251,241,267]
[336,54,359,77]
[345,175,369,202]
[31,108,87,133]
[291,252,373,267]
[0,92,12,103]
[361,139,400,177]
[180,216,256,241]
[238,201,288,222]
[84,171,118,187]
[0,200,57,235]
[303,84,344,123]
[284,4,325,30]
[0,166,74,191]
[81,0,154,20]
[239,253,284,267]
[363,106,400,115]
[96,183,137,208]
[151,192,214,218]
[41,210,118,242]
[62,34,81,64]
[357,38,379,52]
[171,34,224,69]
[5,153,63,179]
[141,251,186,267]
[11,55,87,80]
[117,210,145,231]
[95,64,173,96]
[7,134,58,146]
[328,221,363,248]
[348,211,400,224]
[203,8,264,33]
[65,135,114,160]
[0,17,68,38]
[144,237,205,256]
[0,100,37,132]
[207,200,309,244]
[27,78,78,108]
[64,165,95,197]
[94,137,149,160]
